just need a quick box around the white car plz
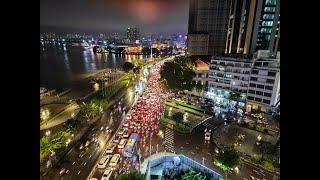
[101,168,113,180]
[97,155,111,169]
[109,154,121,168]
[123,131,130,138]
[105,143,117,154]
[118,139,127,149]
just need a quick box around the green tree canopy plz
[123,62,135,72]
[216,149,240,169]
[182,169,207,180]
[40,130,71,162]
[117,171,145,180]
[160,56,196,91]
[172,112,184,124]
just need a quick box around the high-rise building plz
[126,27,140,43]
[224,0,280,55]
[187,0,232,56]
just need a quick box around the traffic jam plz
[89,64,172,180]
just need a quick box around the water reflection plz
[40,44,149,89]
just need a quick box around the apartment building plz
[246,50,280,112]
[206,50,279,112]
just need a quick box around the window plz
[264,92,272,97]
[264,7,276,12]
[267,79,275,84]
[262,21,273,26]
[265,85,273,90]
[249,90,255,94]
[257,84,264,89]
[251,70,259,74]
[266,0,276,5]
[263,14,275,20]
[260,28,272,33]
[268,71,276,77]
[248,96,254,100]
[263,62,269,67]
[263,99,271,104]
[251,77,258,81]
[255,98,262,102]
[256,91,263,95]
[225,74,232,78]
[250,83,256,87]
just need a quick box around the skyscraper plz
[187,0,232,56]
[224,0,280,55]
[126,27,140,43]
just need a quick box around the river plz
[40,43,149,90]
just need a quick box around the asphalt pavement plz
[43,86,135,180]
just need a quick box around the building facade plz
[246,50,280,112]
[206,50,279,112]
[126,27,140,43]
[187,0,232,56]
[224,0,280,55]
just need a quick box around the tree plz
[195,82,205,97]
[172,112,184,124]
[215,148,240,169]
[160,57,196,92]
[122,62,135,72]
[117,171,145,180]
[63,118,82,132]
[40,130,71,162]
[77,100,99,122]
[182,169,207,180]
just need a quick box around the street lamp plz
[257,135,262,141]
[45,130,51,136]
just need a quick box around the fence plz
[143,153,221,180]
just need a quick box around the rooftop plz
[194,59,210,70]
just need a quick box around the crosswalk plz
[164,127,175,152]
[202,121,215,130]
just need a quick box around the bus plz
[123,133,139,158]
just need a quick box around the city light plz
[93,83,99,91]
[41,108,50,121]
[45,130,51,136]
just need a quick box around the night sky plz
[40,0,189,35]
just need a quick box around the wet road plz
[43,86,136,180]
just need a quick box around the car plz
[118,139,127,149]
[79,144,84,150]
[109,154,121,169]
[106,143,117,154]
[79,150,87,158]
[97,155,111,169]
[85,140,91,147]
[59,168,66,176]
[123,131,130,138]
[123,121,129,127]
[101,168,113,180]
[205,132,211,141]
[117,128,125,135]
[113,136,120,143]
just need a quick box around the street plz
[43,85,136,180]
